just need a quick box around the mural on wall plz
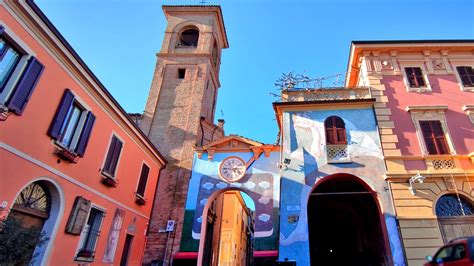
[180,141,281,252]
[103,208,125,263]
[279,108,405,265]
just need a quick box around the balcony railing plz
[327,144,351,163]
[281,87,372,102]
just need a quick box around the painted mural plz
[279,108,405,266]
[180,149,280,252]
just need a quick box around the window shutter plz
[103,136,117,175]
[136,164,150,196]
[420,121,437,154]
[103,136,122,177]
[108,139,123,176]
[48,89,74,139]
[405,68,416,87]
[75,112,96,157]
[65,196,91,235]
[430,121,449,154]
[7,57,44,115]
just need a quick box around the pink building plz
[346,40,474,265]
[1,1,166,265]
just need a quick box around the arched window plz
[177,28,199,47]
[13,182,51,215]
[436,194,474,217]
[324,116,347,145]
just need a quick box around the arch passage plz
[199,190,255,266]
[308,174,389,266]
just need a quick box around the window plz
[177,28,199,47]
[436,194,474,217]
[407,106,455,156]
[48,89,95,159]
[434,245,454,263]
[75,207,105,261]
[0,27,44,115]
[419,120,449,155]
[324,116,347,145]
[405,67,426,88]
[456,66,474,87]
[102,135,123,179]
[324,116,350,163]
[178,68,186,79]
[136,163,150,198]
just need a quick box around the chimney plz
[217,119,225,129]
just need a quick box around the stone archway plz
[307,174,390,266]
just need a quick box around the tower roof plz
[162,5,229,48]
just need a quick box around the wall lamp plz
[278,158,291,169]
[408,172,426,195]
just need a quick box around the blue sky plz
[36,0,474,144]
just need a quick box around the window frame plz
[399,60,432,92]
[74,204,106,262]
[324,116,347,145]
[419,120,450,155]
[0,24,38,109]
[49,89,94,159]
[101,133,124,180]
[407,106,456,156]
[453,63,474,92]
[56,99,88,151]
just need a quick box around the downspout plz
[199,116,205,146]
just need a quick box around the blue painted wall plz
[278,108,405,265]
[180,150,281,252]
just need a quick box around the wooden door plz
[439,216,474,243]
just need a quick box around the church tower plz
[140,5,228,264]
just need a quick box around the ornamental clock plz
[219,156,246,182]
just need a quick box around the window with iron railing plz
[325,116,350,163]
[75,207,105,261]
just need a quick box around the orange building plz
[217,191,253,266]
[0,1,166,265]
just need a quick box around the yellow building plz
[200,191,254,266]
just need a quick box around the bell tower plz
[141,5,228,264]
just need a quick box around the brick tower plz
[140,5,228,265]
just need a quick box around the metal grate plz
[432,159,456,170]
[327,145,350,163]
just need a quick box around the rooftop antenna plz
[199,0,207,4]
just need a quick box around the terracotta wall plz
[1,2,164,265]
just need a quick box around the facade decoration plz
[1,2,473,266]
